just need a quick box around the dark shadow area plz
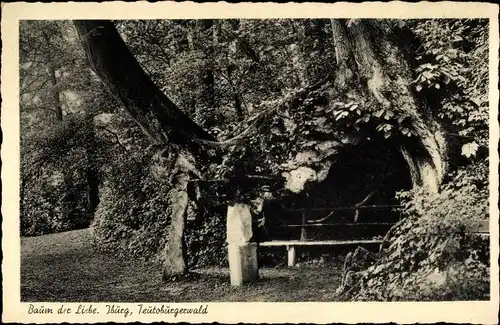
[258,139,413,244]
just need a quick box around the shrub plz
[91,151,172,261]
[92,148,229,268]
[185,206,228,268]
[20,117,95,236]
[337,161,489,301]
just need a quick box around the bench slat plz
[283,222,395,228]
[474,220,489,234]
[259,239,383,247]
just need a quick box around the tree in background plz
[20,20,111,235]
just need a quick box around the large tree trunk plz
[74,20,216,279]
[73,21,216,154]
[330,19,447,192]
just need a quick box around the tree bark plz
[162,174,189,280]
[330,19,447,192]
[74,20,217,279]
[73,21,217,157]
[330,19,358,91]
[196,19,216,127]
[48,62,63,121]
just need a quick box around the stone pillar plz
[226,203,259,286]
[287,246,296,267]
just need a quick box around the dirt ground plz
[21,229,344,302]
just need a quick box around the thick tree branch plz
[73,20,217,158]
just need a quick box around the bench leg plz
[287,246,296,267]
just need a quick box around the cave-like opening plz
[258,139,413,242]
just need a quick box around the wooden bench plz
[259,204,398,267]
[474,220,490,236]
[259,239,384,267]
[259,220,490,267]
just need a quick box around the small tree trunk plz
[196,19,216,127]
[41,28,63,121]
[233,93,243,121]
[227,65,244,121]
[48,62,62,121]
[84,117,100,216]
[226,20,246,121]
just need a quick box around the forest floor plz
[21,229,344,302]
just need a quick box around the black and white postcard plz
[2,1,499,323]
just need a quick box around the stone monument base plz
[227,242,258,286]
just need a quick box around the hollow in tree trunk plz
[330,19,447,191]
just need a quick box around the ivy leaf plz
[422,71,434,79]
[335,111,349,121]
[384,110,395,120]
[416,84,423,92]
[397,115,407,123]
[374,109,385,118]
[461,142,479,158]
[434,83,440,89]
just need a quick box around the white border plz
[2,2,499,323]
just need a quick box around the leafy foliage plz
[185,207,228,268]
[92,150,172,260]
[20,20,108,236]
[117,19,336,132]
[21,115,98,235]
[338,161,489,301]
[411,19,489,154]
[337,19,490,301]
